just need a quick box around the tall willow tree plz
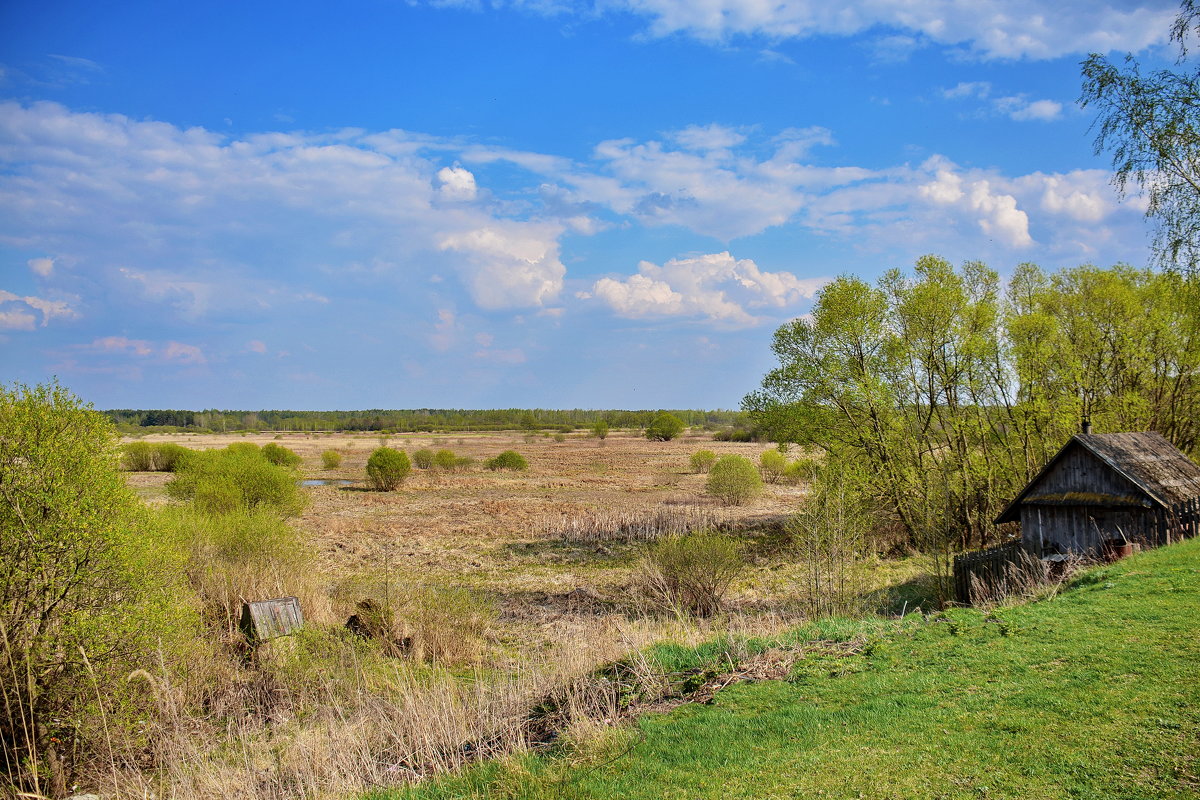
[747,257,1200,559]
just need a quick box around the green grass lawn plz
[380,538,1200,800]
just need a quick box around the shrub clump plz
[120,441,192,471]
[158,506,315,633]
[645,412,685,441]
[1,382,192,794]
[167,445,307,517]
[433,449,457,470]
[366,447,411,490]
[759,449,788,483]
[484,450,529,471]
[321,449,342,469]
[121,441,155,471]
[689,449,718,473]
[784,456,818,484]
[634,532,745,616]
[336,578,495,663]
[706,455,763,506]
[412,448,434,469]
[262,442,303,468]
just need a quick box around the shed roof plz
[995,432,1200,524]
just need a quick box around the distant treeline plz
[104,407,750,433]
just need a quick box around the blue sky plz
[0,0,1182,410]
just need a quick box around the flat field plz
[125,430,913,658]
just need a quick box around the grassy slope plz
[390,538,1200,800]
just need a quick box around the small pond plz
[299,478,355,487]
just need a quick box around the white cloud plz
[28,256,54,276]
[996,96,1063,121]
[429,308,458,351]
[941,81,991,99]
[437,165,478,201]
[670,124,748,152]
[0,309,36,330]
[245,339,268,354]
[919,162,1032,247]
[602,0,1176,59]
[0,288,77,326]
[588,251,828,326]
[163,341,206,364]
[92,336,153,356]
[85,335,205,364]
[0,101,580,318]
[439,224,565,309]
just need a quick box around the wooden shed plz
[995,431,1200,556]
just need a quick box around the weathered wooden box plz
[239,597,304,643]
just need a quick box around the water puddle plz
[299,478,355,487]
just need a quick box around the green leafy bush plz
[122,441,193,471]
[321,449,342,469]
[0,382,192,793]
[759,449,788,483]
[366,447,411,490]
[645,412,685,441]
[261,442,302,468]
[707,455,763,505]
[152,442,192,472]
[412,448,434,469]
[635,533,745,616]
[784,457,818,484]
[453,455,475,471]
[433,449,457,470]
[121,441,155,471]
[689,449,718,473]
[484,450,529,471]
[167,446,307,517]
[592,419,609,439]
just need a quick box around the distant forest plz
[104,407,749,433]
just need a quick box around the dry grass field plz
[104,429,932,797]
[126,430,828,649]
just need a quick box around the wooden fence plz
[1167,497,1200,544]
[952,540,1026,605]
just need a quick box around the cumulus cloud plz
[996,96,1063,121]
[163,341,206,364]
[670,124,748,151]
[941,81,991,99]
[0,100,1148,325]
[918,162,1032,247]
[0,309,36,330]
[92,336,154,356]
[437,165,478,201]
[28,257,54,277]
[0,289,77,326]
[439,224,565,309]
[83,336,203,363]
[588,251,828,326]
[941,84,1063,122]
[0,101,579,319]
[601,0,1175,59]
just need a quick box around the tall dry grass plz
[81,616,730,800]
[537,505,720,544]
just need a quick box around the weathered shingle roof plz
[1078,432,1200,507]
[996,431,1200,524]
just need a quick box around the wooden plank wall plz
[953,540,1025,605]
